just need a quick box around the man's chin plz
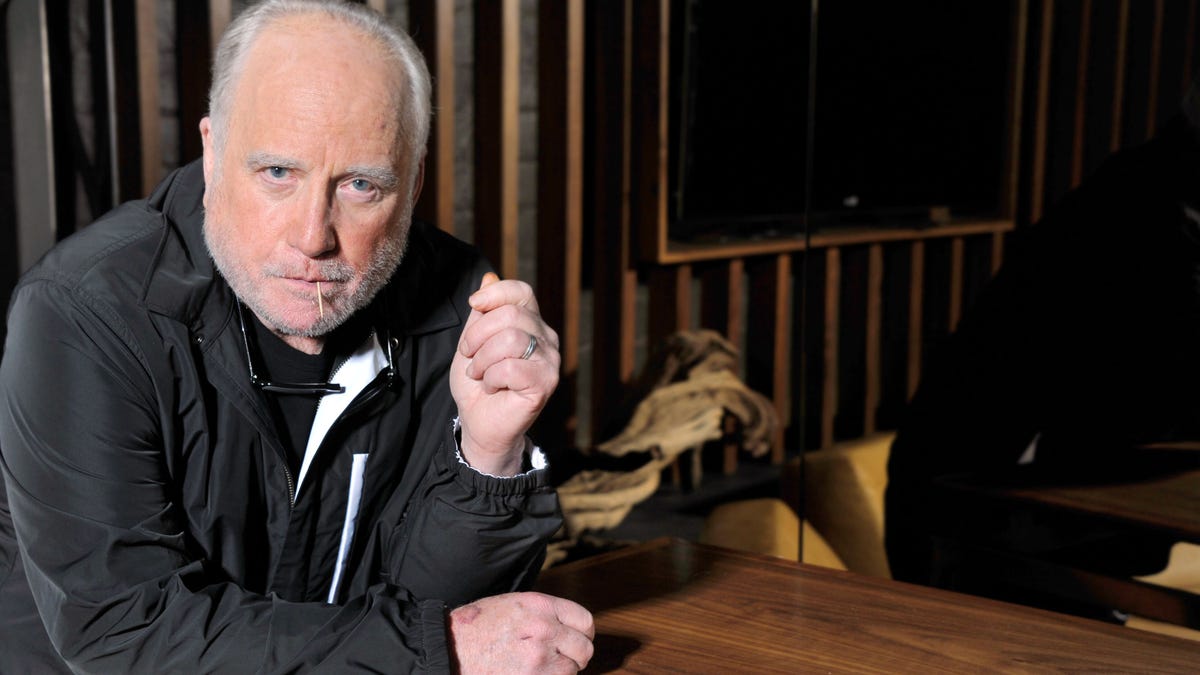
[248,297,344,339]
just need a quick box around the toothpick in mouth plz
[317,281,324,319]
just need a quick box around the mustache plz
[262,260,355,282]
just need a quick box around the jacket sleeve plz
[383,424,562,608]
[0,280,451,673]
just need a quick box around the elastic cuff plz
[451,416,547,477]
[419,599,452,673]
[443,418,551,495]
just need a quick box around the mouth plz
[278,276,344,297]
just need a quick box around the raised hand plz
[450,273,561,476]
[449,592,595,673]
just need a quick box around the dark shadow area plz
[586,634,643,673]
[0,1,18,356]
[952,447,1200,489]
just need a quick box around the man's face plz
[201,16,420,340]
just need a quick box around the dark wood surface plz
[975,469,1200,542]
[536,538,1200,673]
[926,450,1200,627]
[936,449,1200,543]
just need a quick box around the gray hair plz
[207,0,431,174]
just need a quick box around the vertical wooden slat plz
[209,0,232,52]
[474,0,520,279]
[648,265,692,350]
[1146,0,1165,140]
[631,0,670,262]
[949,237,965,330]
[745,254,790,461]
[135,0,161,194]
[864,244,884,434]
[700,258,746,365]
[1183,0,1197,93]
[1110,0,1130,152]
[992,231,1005,275]
[1070,0,1092,188]
[770,254,789,463]
[9,0,58,270]
[651,263,694,484]
[105,0,143,205]
[590,0,638,443]
[177,1,215,163]
[1030,0,1055,223]
[536,0,584,450]
[410,0,457,234]
[907,241,925,400]
[821,248,841,449]
[1002,0,1028,220]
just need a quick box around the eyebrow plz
[244,151,302,171]
[345,165,401,192]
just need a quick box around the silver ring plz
[520,334,538,360]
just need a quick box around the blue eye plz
[350,179,372,192]
[266,166,289,180]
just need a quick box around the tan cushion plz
[802,433,894,578]
[700,497,799,561]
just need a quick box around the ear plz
[199,117,215,205]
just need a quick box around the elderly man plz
[0,1,593,672]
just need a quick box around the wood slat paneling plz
[631,0,670,264]
[135,0,161,195]
[410,0,457,234]
[1146,0,1165,140]
[821,248,841,449]
[647,265,692,351]
[1030,0,1055,224]
[535,0,585,450]
[949,236,965,331]
[699,259,745,349]
[474,0,520,279]
[1070,0,1092,188]
[176,1,214,164]
[1110,0,1130,152]
[864,244,884,433]
[589,0,638,444]
[1003,0,1029,220]
[907,241,925,400]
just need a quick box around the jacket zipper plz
[284,464,296,508]
[289,331,390,506]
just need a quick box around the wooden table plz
[929,451,1200,626]
[536,538,1200,673]
[937,447,1200,543]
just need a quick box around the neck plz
[278,333,325,355]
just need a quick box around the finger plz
[555,627,595,672]
[477,352,559,398]
[468,278,541,314]
[553,597,595,640]
[460,303,551,359]
[465,326,540,379]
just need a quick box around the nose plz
[287,184,337,258]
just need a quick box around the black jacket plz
[0,161,561,672]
